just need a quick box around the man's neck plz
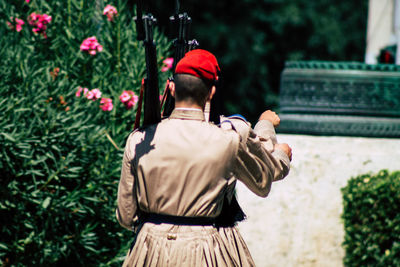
[175,101,204,111]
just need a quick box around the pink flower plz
[125,95,139,109]
[75,86,83,97]
[100,97,113,111]
[80,36,103,56]
[75,87,89,97]
[91,88,102,99]
[41,14,52,24]
[125,100,134,109]
[15,18,25,32]
[161,57,174,72]
[132,95,139,104]
[76,87,102,100]
[7,17,25,32]
[28,12,51,38]
[26,0,30,3]
[103,4,118,22]
[86,90,94,100]
[119,91,131,103]
[119,90,138,109]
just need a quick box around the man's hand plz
[259,110,280,127]
[274,143,292,161]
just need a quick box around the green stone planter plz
[278,61,400,137]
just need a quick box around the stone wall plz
[236,134,400,267]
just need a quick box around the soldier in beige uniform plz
[116,49,292,266]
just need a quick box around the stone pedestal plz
[236,134,400,267]
[279,61,400,137]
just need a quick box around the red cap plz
[175,49,220,82]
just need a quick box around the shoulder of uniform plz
[225,114,248,122]
[220,114,251,129]
[219,114,252,142]
[128,127,144,136]
[125,128,139,144]
[126,123,156,142]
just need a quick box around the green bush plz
[341,170,400,267]
[0,0,171,266]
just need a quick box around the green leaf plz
[0,132,16,142]
[42,197,52,209]
[0,243,8,250]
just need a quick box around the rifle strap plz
[160,79,172,115]
[134,78,146,130]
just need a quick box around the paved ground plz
[235,134,400,267]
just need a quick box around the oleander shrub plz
[341,170,400,267]
[0,0,171,266]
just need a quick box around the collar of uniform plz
[169,108,205,121]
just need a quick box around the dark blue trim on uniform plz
[219,120,237,132]
[227,114,247,122]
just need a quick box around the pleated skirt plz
[122,222,255,267]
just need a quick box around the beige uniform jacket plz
[117,108,289,228]
[116,108,290,266]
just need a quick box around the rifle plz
[134,0,161,129]
[161,0,199,117]
[160,1,223,124]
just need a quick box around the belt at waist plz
[143,213,216,226]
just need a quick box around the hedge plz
[0,0,171,266]
[341,170,400,267]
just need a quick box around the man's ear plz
[207,86,216,100]
[169,81,176,98]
